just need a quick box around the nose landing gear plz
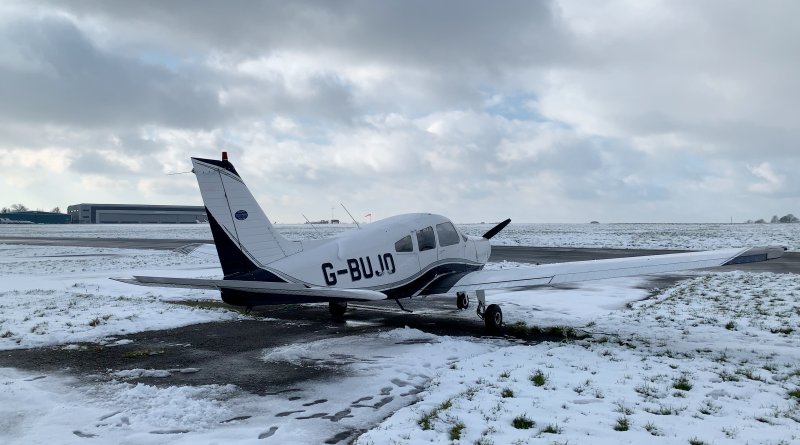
[473,290,502,331]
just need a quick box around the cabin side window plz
[395,235,413,253]
[416,226,436,251]
[436,222,461,247]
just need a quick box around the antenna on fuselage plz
[302,214,323,237]
[340,204,360,228]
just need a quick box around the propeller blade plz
[482,218,511,239]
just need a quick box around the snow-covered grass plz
[2,221,798,251]
[0,244,231,350]
[356,271,800,445]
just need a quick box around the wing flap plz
[111,276,386,301]
[427,246,785,293]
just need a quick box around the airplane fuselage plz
[238,213,491,299]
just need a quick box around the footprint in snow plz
[322,409,353,422]
[302,399,327,406]
[72,431,97,438]
[275,410,304,417]
[324,430,353,444]
[258,427,278,439]
[390,378,410,387]
[220,415,251,423]
[380,386,392,395]
[351,396,373,404]
[296,412,328,419]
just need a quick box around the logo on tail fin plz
[235,210,248,220]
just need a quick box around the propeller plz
[482,218,511,239]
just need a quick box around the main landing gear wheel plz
[484,304,503,331]
[329,301,348,318]
[456,292,470,309]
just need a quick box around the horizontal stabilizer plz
[111,276,386,301]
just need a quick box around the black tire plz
[456,292,469,309]
[484,304,503,331]
[329,301,348,318]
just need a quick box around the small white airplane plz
[116,153,786,330]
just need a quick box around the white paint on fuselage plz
[269,213,489,291]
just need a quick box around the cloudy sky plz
[1,0,798,223]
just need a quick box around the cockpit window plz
[436,222,461,247]
[395,235,413,253]
[416,226,436,251]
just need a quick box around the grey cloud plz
[0,16,224,129]
[47,1,570,68]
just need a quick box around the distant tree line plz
[744,214,799,224]
[0,204,61,213]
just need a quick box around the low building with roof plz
[66,204,207,224]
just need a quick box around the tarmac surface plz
[2,237,798,394]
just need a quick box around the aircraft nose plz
[475,238,491,263]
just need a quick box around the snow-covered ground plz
[2,221,799,251]
[0,244,227,350]
[2,232,800,444]
[0,328,498,445]
[357,271,800,445]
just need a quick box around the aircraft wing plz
[111,276,386,301]
[424,246,786,294]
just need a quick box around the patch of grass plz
[771,327,794,335]
[1,330,14,338]
[121,348,166,358]
[417,399,453,430]
[88,317,101,327]
[698,400,721,416]
[763,362,779,372]
[449,421,466,440]
[735,367,765,382]
[689,438,707,445]
[499,369,511,379]
[501,387,514,398]
[725,321,737,330]
[643,421,661,436]
[530,369,548,387]
[613,416,629,431]
[713,351,729,363]
[512,414,535,429]
[614,401,635,415]
[418,410,436,430]
[644,404,686,415]
[721,426,738,439]
[634,382,659,398]
[718,370,739,382]
[672,375,693,391]
[170,300,246,314]
[538,423,562,434]
[788,388,800,400]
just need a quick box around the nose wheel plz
[473,290,503,331]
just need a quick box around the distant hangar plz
[67,204,207,224]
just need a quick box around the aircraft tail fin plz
[191,153,301,277]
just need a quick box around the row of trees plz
[0,204,61,213]
[745,214,799,224]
